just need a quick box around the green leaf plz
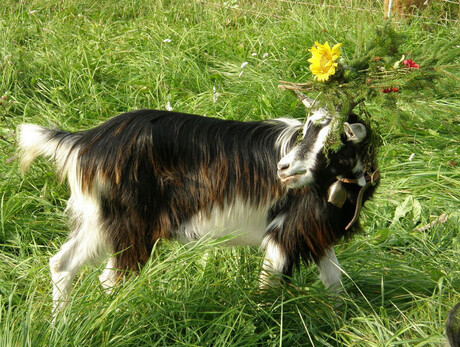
[411,198,422,225]
[392,196,414,225]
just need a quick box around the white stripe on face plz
[302,109,330,139]
[277,123,331,188]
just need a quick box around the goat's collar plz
[327,170,380,231]
[338,170,379,186]
[337,176,364,185]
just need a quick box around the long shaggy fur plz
[18,109,378,312]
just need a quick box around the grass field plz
[1,0,459,345]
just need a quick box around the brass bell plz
[327,181,347,208]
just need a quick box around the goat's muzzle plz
[277,161,308,182]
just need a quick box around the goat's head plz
[277,99,368,189]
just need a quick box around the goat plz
[447,302,460,347]
[18,102,379,313]
[383,0,428,18]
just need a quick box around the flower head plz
[382,87,400,93]
[402,59,420,69]
[308,41,342,82]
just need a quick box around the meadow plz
[0,0,459,345]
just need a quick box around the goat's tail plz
[17,124,80,179]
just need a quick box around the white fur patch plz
[17,124,58,172]
[17,123,80,181]
[99,257,118,293]
[261,238,286,273]
[175,197,273,246]
[316,247,342,290]
[259,237,287,287]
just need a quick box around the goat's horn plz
[294,91,316,108]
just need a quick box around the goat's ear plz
[295,91,316,108]
[344,122,367,143]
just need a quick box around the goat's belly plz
[174,198,271,246]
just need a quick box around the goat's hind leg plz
[49,237,79,312]
[99,257,118,293]
[50,213,109,314]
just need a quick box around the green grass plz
[1,0,459,345]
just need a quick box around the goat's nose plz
[277,162,290,172]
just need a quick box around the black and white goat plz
[18,102,378,312]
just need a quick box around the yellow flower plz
[308,41,342,82]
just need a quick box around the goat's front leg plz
[259,237,291,289]
[315,247,342,292]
